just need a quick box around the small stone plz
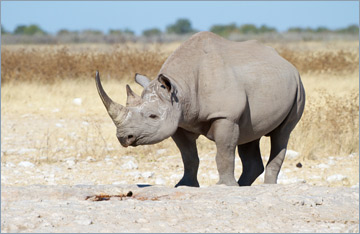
[126,171,141,179]
[286,150,300,160]
[18,148,36,154]
[66,159,76,167]
[6,162,15,168]
[141,171,154,178]
[55,123,64,128]
[86,156,95,162]
[155,177,165,185]
[73,98,82,106]
[170,174,182,180]
[327,174,347,182]
[296,162,302,168]
[112,181,127,185]
[156,149,167,155]
[136,218,149,223]
[75,219,93,225]
[122,160,138,169]
[316,163,330,169]
[18,161,35,168]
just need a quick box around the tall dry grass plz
[1,45,168,84]
[1,41,358,83]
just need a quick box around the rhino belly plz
[237,91,295,144]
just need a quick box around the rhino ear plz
[135,73,150,88]
[126,84,141,107]
[158,74,178,104]
[158,75,172,92]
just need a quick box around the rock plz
[286,150,300,160]
[5,162,15,168]
[122,160,138,170]
[125,171,142,179]
[327,174,347,182]
[170,174,182,181]
[73,98,82,106]
[112,181,127,185]
[279,178,306,184]
[86,156,96,162]
[18,161,35,168]
[328,159,335,165]
[65,158,76,167]
[316,163,330,169]
[18,148,36,154]
[75,218,93,225]
[156,149,167,155]
[55,123,64,128]
[141,172,154,178]
[155,177,165,185]
[136,218,149,224]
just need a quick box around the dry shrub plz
[1,45,167,84]
[278,48,359,75]
[289,90,359,160]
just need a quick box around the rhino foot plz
[216,178,239,186]
[175,177,200,188]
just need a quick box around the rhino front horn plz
[95,71,127,121]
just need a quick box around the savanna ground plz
[1,39,359,232]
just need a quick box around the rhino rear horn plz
[95,71,127,121]
[135,73,150,88]
[126,84,141,107]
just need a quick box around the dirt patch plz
[1,184,358,233]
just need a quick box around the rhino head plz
[95,71,181,147]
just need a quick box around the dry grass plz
[1,41,359,167]
[1,44,168,84]
[278,49,358,75]
[1,41,358,84]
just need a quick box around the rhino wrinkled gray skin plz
[95,31,305,187]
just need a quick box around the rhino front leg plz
[212,119,239,186]
[172,128,200,187]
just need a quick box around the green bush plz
[166,18,195,35]
[143,28,162,37]
[14,24,47,35]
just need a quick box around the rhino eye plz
[149,114,159,119]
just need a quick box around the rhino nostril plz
[128,135,134,139]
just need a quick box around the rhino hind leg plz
[212,119,239,186]
[264,133,290,184]
[172,128,200,187]
[237,139,264,186]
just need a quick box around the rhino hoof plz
[175,179,200,188]
[216,179,239,186]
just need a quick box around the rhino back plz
[160,32,300,142]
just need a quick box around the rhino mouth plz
[120,141,138,148]
[118,135,139,148]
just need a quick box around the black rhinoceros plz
[95,31,305,187]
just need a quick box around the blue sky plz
[1,1,359,35]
